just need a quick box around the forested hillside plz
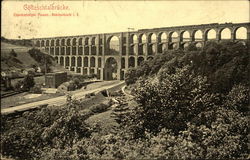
[1,41,249,159]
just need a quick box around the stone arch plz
[91,37,96,45]
[78,38,83,45]
[180,42,189,50]
[195,42,203,48]
[169,31,178,42]
[130,34,138,43]
[65,57,70,66]
[148,44,156,55]
[128,56,135,68]
[205,29,216,40]
[46,40,50,46]
[66,38,71,46]
[84,57,88,67]
[107,36,120,55]
[56,39,60,46]
[90,57,95,67]
[61,39,65,46]
[85,37,89,45]
[72,38,77,46]
[71,57,76,66]
[169,43,178,50]
[55,56,58,63]
[121,57,125,69]
[158,32,167,43]
[138,34,147,43]
[148,33,157,43]
[60,57,64,66]
[138,57,144,66]
[104,57,118,80]
[180,31,190,42]
[234,27,247,40]
[147,56,154,61]
[51,40,55,46]
[193,30,203,41]
[41,40,45,47]
[55,47,59,55]
[77,57,82,67]
[36,41,40,47]
[98,58,102,68]
[220,28,231,40]
[130,44,137,55]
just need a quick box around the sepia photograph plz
[1,0,250,159]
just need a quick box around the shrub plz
[89,103,110,113]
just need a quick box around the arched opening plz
[36,41,40,47]
[71,57,76,67]
[98,58,102,68]
[72,38,77,46]
[51,40,55,46]
[138,57,144,66]
[147,56,153,61]
[60,57,64,66]
[55,47,59,55]
[77,57,82,67]
[130,34,138,43]
[195,42,203,48]
[194,30,203,41]
[220,28,231,40]
[121,58,125,69]
[84,57,88,67]
[139,34,147,43]
[91,37,96,45]
[61,39,65,46]
[128,57,135,68]
[66,39,71,46]
[181,31,190,42]
[149,33,157,43]
[148,44,156,55]
[169,43,177,50]
[41,40,45,47]
[90,57,95,67]
[130,45,137,55]
[46,40,50,46]
[78,46,83,55]
[104,57,118,80]
[183,43,189,50]
[169,32,178,42]
[85,37,89,45]
[56,39,60,46]
[65,57,70,66]
[55,56,58,63]
[235,27,247,40]
[159,32,167,43]
[78,38,83,45]
[206,29,216,40]
[107,36,119,55]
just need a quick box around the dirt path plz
[1,81,125,115]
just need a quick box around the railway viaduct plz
[32,22,250,80]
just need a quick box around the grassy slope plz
[1,42,38,71]
[1,41,74,74]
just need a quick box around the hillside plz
[1,41,74,75]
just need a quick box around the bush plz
[89,103,110,113]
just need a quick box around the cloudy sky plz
[1,0,249,39]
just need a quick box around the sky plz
[1,0,249,39]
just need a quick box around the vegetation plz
[1,41,249,159]
[13,73,35,91]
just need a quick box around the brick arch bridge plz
[32,22,250,80]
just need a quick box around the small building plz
[45,72,67,88]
